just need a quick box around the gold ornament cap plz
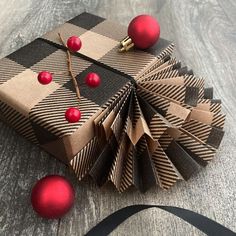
[119,36,134,52]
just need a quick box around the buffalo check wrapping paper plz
[0,12,225,192]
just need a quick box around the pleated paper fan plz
[70,44,225,193]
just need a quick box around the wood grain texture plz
[0,0,236,235]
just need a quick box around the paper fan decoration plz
[70,45,225,192]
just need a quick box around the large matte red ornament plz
[128,15,160,49]
[31,175,75,219]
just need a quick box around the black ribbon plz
[85,205,236,236]
[38,38,137,85]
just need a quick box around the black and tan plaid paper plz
[0,12,225,192]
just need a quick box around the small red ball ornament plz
[38,71,53,85]
[85,72,101,88]
[128,15,160,49]
[31,175,75,219]
[65,107,81,123]
[67,36,82,52]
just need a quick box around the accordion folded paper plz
[0,12,225,192]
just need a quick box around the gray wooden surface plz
[0,0,236,235]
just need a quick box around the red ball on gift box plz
[85,72,101,88]
[65,107,81,123]
[38,71,53,85]
[128,15,160,49]
[67,36,82,52]
[31,175,75,219]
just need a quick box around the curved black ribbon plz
[85,205,236,236]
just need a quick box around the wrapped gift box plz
[0,12,225,192]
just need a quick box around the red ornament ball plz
[65,107,81,123]
[128,15,160,49]
[38,71,53,85]
[31,175,75,219]
[85,72,101,88]
[67,36,82,52]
